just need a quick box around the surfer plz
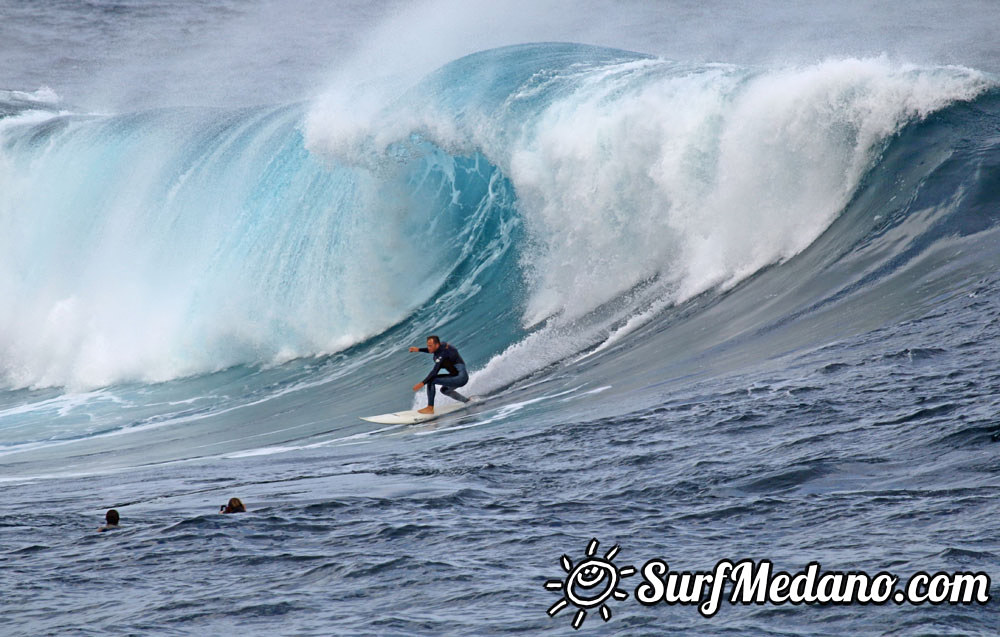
[409,335,470,414]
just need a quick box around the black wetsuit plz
[419,343,470,406]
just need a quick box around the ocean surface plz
[2,1,1000,635]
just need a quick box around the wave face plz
[1,44,994,395]
[0,101,516,389]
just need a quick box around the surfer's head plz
[426,335,441,353]
[222,497,246,514]
[105,509,119,526]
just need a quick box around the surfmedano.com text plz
[635,559,991,617]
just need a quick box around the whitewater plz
[2,1,1000,635]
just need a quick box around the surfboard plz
[360,400,475,424]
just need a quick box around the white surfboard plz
[360,400,475,425]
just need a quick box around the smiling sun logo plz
[545,538,636,629]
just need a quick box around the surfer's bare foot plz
[418,406,434,414]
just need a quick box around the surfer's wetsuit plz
[419,343,470,407]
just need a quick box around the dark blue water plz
[3,2,1000,635]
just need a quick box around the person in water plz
[220,497,246,514]
[97,509,119,532]
[410,335,470,414]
